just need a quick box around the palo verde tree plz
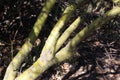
[3,0,120,80]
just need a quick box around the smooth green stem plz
[70,7,120,48]
[16,6,120,80]
[3,0,56,80]
[56,6,120,62]
[40,3,77,60]
[55,17,81,52]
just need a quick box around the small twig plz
[104,47,113,60]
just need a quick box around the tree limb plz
[3,0,56,80]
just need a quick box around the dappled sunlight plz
[0,0,120,80]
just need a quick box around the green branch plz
[55,6,120,62]
[3,0,56,80]
[15,6,120,80]
[40,3,77,61]
[55,16,81,52]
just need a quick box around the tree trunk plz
[15,6,120,80]
[3,0,56,80]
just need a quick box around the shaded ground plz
[38,25,120,80]
[0,0,120,80]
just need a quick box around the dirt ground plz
[0,0,120,80]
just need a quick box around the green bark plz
[70,6,120,49]
[15,6,120,80]
[15,58,57,80]
[3,0,56,80]
[56,6,120,62]
[40,3,77,61]
[55,17,81,52]
[40,0,84,61]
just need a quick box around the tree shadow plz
[62,38,120,80]
[62,56,96,80]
